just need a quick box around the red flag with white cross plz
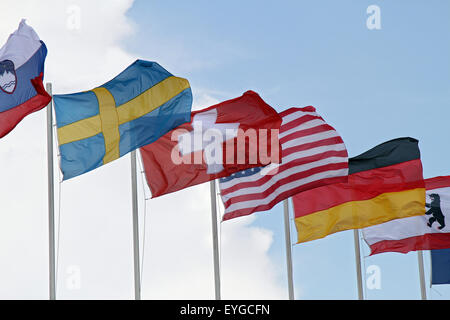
[140,90,282,197]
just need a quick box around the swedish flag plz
[54,60,192,180]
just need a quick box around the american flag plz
[219,106,349,221]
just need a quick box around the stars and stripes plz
[219,106,349,221]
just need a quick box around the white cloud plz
[220,215,287,299]
[0,0,136,92]
[141,181,286,299]
[0,0,286,299]
[192,91,220,111]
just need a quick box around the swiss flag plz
[140,91,282,197]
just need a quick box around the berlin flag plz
[363,176,450,255]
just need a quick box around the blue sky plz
[125,0,450,299]
[1,0,449,299]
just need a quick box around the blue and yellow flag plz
[54,60,192,180]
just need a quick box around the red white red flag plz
[363,176,450,255]
[219,106,349,221]
[140,91,282,197]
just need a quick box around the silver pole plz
[209,180,221,300]
[131,150,141,300]
[353,229,364,300]
[417,250,427,300]
[46,83,56,300]
[283,199,295,300]
[429,250,433,288]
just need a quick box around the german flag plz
[293,137,425,244]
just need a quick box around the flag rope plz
[137,152,149,289]
[140,197,147,288]
[54,131,63,292]
[216,181,223,298]
[431,286,442,298]
[360,231,368,298]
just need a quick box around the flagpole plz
[283,199,295,300]
[417,250,427,300]
[429,250,433,288]
[131,150,141,300]
[353,229,364,300]
[209,180,221,300]
[46,82,56,300]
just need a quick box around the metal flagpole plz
[131,150,141,300]
[283,199,295,300]
[417,250,427,300]
[46,82,56,300]
[353,229,364,300]
[209,180,221,300]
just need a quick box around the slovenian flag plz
[0,19,51,138]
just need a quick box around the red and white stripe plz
[362,176,450,255]
[219,106,349,221]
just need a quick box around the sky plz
[0,0,449,299]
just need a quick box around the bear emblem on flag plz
[426,193,446,230]
[0,60,17,94]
